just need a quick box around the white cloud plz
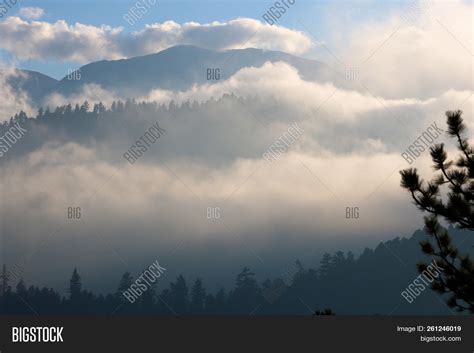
[0,17,312,62]
[45,84,118,109]
[1,141,425,288]
[44,61,424,122]
[18,7,44,20]
[40,61,471,160]
[331,0,473,99]
[0,143,428,247]
[2,24,472,284]
[0,68,36,120]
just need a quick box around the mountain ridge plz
[6,45,348,104]
[1,69,58,103]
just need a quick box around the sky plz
[0,0,414,79]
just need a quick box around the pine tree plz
[68,268,82,301]
[400,110,474,312]
[98,102,106,114]
[80,101,90,113]
[37,107,44,118]
[16,279,27,297]
[117,272,134,293]
[318,253,334,279]
[230,267,260,313]
[169,275,189,314]
[190,278,206,314]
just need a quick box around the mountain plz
[50,45,347,98]
[2,69,58,103]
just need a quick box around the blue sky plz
[1,0,410,79]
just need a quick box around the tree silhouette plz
[16,279,27,297]
[205,288,227,314]
[190,278,206,314]
[400,110,474,312]
[318,253,334,279]
[69,268,82,300]
[115,272,134,313]
[229,267,260,314]
[169,275,189,314]
[80,101,90,113]
[117,272,134,297]
[68,268,83,313]
[0,230,472,316]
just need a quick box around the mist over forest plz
[0,0,472,316]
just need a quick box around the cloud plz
[0,17,312,62]
[1,143,421,239]
[0,67,36,120]
[3,63,471,292]
[41,61,470,158]
[0,142,430,290]
[44,61,424,120]
[1,2,472,290]
[331,0,473,99]
[18,7,44,20]
[45,84,118,109]
[3,81,469,288]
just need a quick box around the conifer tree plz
[190,278,206,314]
[68,268,82,301]
[400,110,474,312]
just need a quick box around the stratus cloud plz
[0,17,312,62]
[18,7,44,19]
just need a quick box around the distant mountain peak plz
[1,69,57,103]
[9,45,348,104]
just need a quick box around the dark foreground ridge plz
[1,227,472,315]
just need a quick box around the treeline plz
[2,228,472,315]
[0,94,262,134]
[1,99,173,139]
[0,265,333,315]
[0,94,275,164]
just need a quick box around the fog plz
[1,0,472,292]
